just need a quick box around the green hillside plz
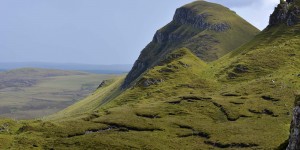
[0,0,299,149]
[122,0,259,88]
[45,76,125,121]
[0,41,297,149]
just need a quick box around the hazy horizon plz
[0,61,132,66]
[0,61,132,71]
[0,0,278,65]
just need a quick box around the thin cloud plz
[208,0,256,7]
[207,0,279,30]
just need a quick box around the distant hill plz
[0,62,132,74]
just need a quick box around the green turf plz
[123,0,259,88]
[0,1,299,149]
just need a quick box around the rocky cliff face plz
[173,7,231,32]
[152,7,231,44]
[286,95,300,150]
[269,1,300,26]
[122,1,259,88]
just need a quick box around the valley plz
[0,0,299,149]
[0,68,119,119]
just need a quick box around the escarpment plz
[172,7,231,32]
[122,1,259,88]
[269,0,300,26]
[286,95,300,150]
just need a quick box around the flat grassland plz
[0,68,117,119]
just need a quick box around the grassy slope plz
[0,68,117,119]
[158,1,259,61]
[123,1,259,88]
[182,1,260,58]
[45,76,125,121]
[1,2,300,150]
[1,33,298,148]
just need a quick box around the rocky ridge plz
[286,95,300,150]
[122,1,259,88]
[173,7,231,32]
[269,0,300,26]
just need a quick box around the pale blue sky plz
[0,0,278,65]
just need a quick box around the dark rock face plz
[269,2,300,26]
[286,95,300,150]
[173,7,231,32]
[142,78,164,87]
[97,80,108,89]
[153,31,184,44]
[122,60,147,88]
[233,64,249,73]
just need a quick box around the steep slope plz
[285,95,300,150]
[1,0,300,149]
[122,0,259,88]
[45,76,125,121]
[269,0,300,26]
[5,35,297,149]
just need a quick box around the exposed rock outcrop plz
[286,95,300,150]
[97,80,108,89]
[173,7,231,32]
[152,7,230,44]
[153,31,183,44]
[269,1,300,26]
[142,78,164,87]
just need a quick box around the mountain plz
[0,0,300,149]
[122,0,259,88]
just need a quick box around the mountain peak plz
[269,0,300,26]
[172,1,234,32]
[122,1,259,88]
[172,2,230,32]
